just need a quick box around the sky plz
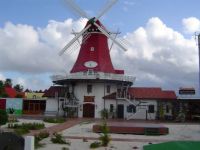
[0,0,200,94]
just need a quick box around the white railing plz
[51,72,135,83]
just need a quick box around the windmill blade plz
[96,0,118,20]
[72,29,81,45]
[94,22,127,51]
[63,0,90,19]
[109,28,120,51]
[59,24,91,55]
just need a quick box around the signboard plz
[6,98,23,115]
[179,88,195,95]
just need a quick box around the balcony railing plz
[51,72,135,83]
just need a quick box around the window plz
[148,105,155,113]
[90,47,95,51]
[110,104,114,113]
[88,69,94,75]
[166,105,169,113]
[106,85,110,93]
[127,105,136,113]
[87,84,92,93]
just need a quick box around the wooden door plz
[83,103,95,118]
[117,104,124,119]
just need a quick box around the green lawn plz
[143,141,200,150]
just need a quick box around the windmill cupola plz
[86,19,106,33]
[70,20,122,74]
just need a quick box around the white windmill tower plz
[51,0,136,118]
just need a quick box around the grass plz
[8,122,45,130]
[143,141,200,150]
[34,131,50,149]
[43,117,66,123]
[90,141,101,149]
[14,128,30,135]
[51,133,70,145]
[8,122,45,135]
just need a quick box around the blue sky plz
[1,0,200,33]
[0,0,200,93]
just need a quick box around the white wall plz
[74,82,117,118]
[45,98,64,116]
[105,99,158,120]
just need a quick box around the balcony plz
[51,72,135,83]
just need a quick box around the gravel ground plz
[38,122,200,150]
[1,119,200,150]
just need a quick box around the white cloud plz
[0,73,5,80]
[0,17,199,91]
[182,17,200,34]
[122,0,135,12]
[0,18,87,74]
[111,17,198,90]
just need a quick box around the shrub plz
[51,133,70,145]
[62,147,69,150]
[37,130,49,139]
[99,122,111,147]
[90,141,101,149]
[24,122,45,130]
[9,122,45,130]
[0,109,8,126]
[100,109,109,119]
[14,128,29,135]
[9,122,45,135]
[34,131,49,149]
[35,135,45,149]
[7,108,15,114]
[43,117,65,123]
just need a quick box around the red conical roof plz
[70,20,124,74]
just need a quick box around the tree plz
[14,84,23,92]
[0,80,4,95]
[99,121,111,147]
[0,109,8,131]
[4,78,12,87]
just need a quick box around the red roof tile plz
[43,86,66,97]
[104,87,177,101]
[4,87,25,98]
[5,87,16,98]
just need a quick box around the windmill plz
[49,0,135,119]
[59,0,128,56]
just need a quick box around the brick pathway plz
[27,118,85,136]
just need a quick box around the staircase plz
[126,104,147,120]
[116,85,149,120]
[62,92,79,108]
